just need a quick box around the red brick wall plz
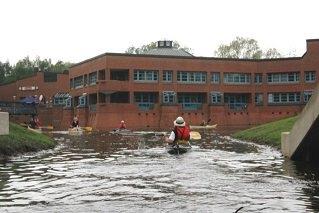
[0,72,69,102]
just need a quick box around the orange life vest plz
[173,125,190,142]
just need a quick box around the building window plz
[303,91,313,102]
[78,96,86,107]
[177,71,206,83]
[162,91,176,104]
[163,71,173,82]
[177,93,204,110]
[305,71,316,83]
[134,92,156,110]
[211,72,220,84]
[89,72,98,85]
[65,97,72,107]
[223,73,251,84]
[74,76,84,89]
[268,92,301,104]
[254,73,262,84]
[210,92,222,104]
[267,72,300,83]
[134,70,158,82]
[255,93,263,105]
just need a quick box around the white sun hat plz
[173,116,185,127]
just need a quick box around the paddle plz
[190,131,201,140]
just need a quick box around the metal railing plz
[137,103,154,110]
[227,103,248,111]
[0,101,37,115]
[181,103,202,110]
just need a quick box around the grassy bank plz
[232,116,298,148]
[0,122,55,157]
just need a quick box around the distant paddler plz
[70,116,79,128]
[118,120,127,130]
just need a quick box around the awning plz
[54,92,71,98]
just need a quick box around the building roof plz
[143,48,194,57]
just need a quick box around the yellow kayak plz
[68,127,83,135]
[190,124,217,130]
[27,126,42,134]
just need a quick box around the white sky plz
[0,0,319,64]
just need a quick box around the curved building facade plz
[68,40,319,130]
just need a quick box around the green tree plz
[126,41,192,54]
[215,37,281,59]
[0,61,12,83]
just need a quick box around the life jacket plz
[173,125,190,142]
[119,123,126,129]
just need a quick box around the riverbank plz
[232,116,298,148]
[0,122,55,158]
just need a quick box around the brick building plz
[67,39,319,130]
[0,71,69,103]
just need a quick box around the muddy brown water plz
[1,130,319,212]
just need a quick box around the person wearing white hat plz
[165,116,190,144]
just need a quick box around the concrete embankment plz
[0,112,9,135]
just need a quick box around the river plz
[1,131,319,212]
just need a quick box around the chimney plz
[306,39,319,55]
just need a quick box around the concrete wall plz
[0,112,9,135]
[281,82,319,161]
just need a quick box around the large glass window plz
[268,92,300,104]
[210,92,222,104]
[267,72,300,83]
[74,76,84,89]
[162,91,176,104]
[223,73,251,84]
[211,72,220,84]
[303,91,313,102]
[305,71,316,83]
[134,92,157,110]
[177,93,204,110]
[134,70,158,82]
[177,71,206,83]
[254,73,262,84]
[255,93,263,105]
[163,71,173,82]
[89,72,98,85]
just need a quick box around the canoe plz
[40,126,54,130]
[27,126,42,134]
[68,127,83,135]
[166,143,192,155]
[82,126,92,131]
[190,124,217,130]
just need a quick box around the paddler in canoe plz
[70,116,79,128]
[165,116,191,154]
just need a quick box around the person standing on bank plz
[165,116,190,145]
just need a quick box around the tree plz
[0,57,72,84]
[126,41,192,54]
[0,61,12,83]
[215,37,281,59]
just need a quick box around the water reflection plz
[0,130,318,212]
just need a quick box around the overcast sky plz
[0,0,319,64]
